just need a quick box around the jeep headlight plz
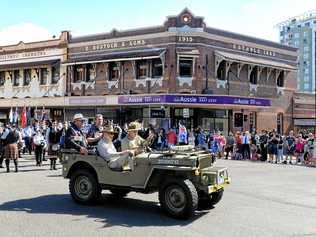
[201,174,209,185]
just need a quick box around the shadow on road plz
[0,193,207,228]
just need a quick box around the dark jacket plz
[65,123,88,151]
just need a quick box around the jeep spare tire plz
[69,169,101,204]
[159,179,198,219]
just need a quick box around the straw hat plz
[127,121,141,131]
[102,125,117,134]
[73,113,85,121]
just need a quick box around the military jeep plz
[60,145,230,219]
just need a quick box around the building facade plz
[63,9,297,134]
[278,11,316,93]
[0,9,299,135]
[0,32,69,122]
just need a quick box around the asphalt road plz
[0,156,316,237]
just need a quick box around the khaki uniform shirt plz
[121,135,145,151]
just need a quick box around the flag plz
[20,106,27,128]
[41,106,49,121]
[34,106,38,120]
[13,107,19,124]
[9,107,13,124]
[26,107,32,125]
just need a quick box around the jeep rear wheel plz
[159,179,198,219]
[69,169,101,204]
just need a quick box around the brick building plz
[0,32,68,122]
[63,9,298,134]
[0,9,299,134]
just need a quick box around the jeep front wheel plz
[69,169,101,204]
[198,189,224,209]
[159,179,198,219]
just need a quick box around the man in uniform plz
[65,114,88,155]
[121,122,145,154]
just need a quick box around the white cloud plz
[0,23,53,46]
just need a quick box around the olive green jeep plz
[60,145,230,219]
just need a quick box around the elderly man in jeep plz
[98,125,134,170]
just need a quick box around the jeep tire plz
[159,179,198,219]
[69,169,101,204]
[198,189,224,209]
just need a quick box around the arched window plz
[250,66,258,84]
[217,60,226,80]
[277,71,284,87]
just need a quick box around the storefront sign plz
[118,94,271,107]
[232,44,276,57]
[118,95,164,104]
[166,95,271,106]
[69,97,107,105]
[79,39,146,53]
[150,109,165,118]
[183,108,190,118]
[0,49,63,63]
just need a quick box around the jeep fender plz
[144,166,195,190]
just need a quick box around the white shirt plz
[97,138,128,161]
[22,127,33,138]
[33,134,46,146]
[242,135,250,144]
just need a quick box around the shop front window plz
[234,113,243,128]
[249,112,256,132]
[277,113,283,135]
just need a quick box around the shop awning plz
[215,51,296,70]
[64,48,166,65]
[294,118,316,126]
[0,59,60,70]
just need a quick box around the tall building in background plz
[278,11,316,93]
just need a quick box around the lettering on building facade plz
[81,39,147,52]
[0,49,63,63]
[232,44,276,57]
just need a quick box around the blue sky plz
[0,0,315,45]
